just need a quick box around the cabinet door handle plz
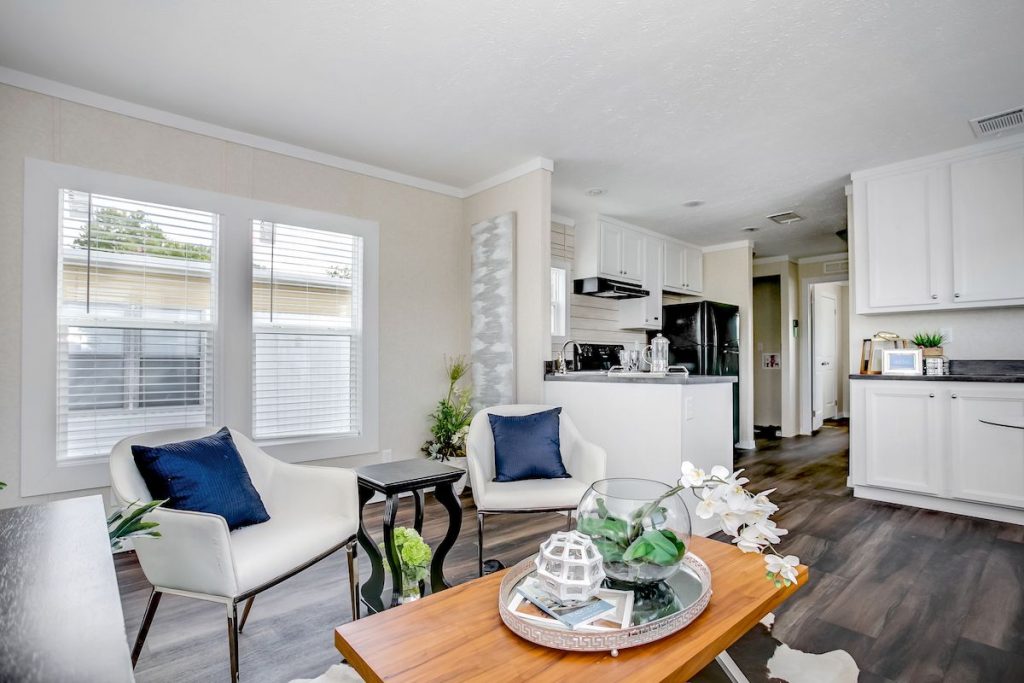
[931,294,938,300]
[952,394,958,399]
[929,393,935,398]
[653,316,659,320]
[954,293,961,298]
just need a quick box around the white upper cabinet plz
[598,221,624,278]
[620,228,644,281]
[590,219,643,283]
[951,148,1024,304]
[663,240,703,294]
[852,136,1024,314]
[620,236,664,330]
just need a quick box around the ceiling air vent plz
[970,107,1024,138]
[767,211,803,224]
[823,260,849,274]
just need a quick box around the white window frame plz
[550,257,572,344]
[22,159,379,496]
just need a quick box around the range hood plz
[573,277,649,300]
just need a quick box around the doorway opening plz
[809,281,849,432]
[753,275,783,437]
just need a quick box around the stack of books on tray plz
[512,577,634,631]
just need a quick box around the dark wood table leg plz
[381,493,403,608]
[413,489,425,534]
[356,485,386,615]
[430,482,463,593]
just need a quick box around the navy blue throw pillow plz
[489,408,570,482]
[132,427,270,531]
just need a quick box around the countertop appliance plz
[652,301,740,444]
[573,343,625,371]
[573,277,649,300]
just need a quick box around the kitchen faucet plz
[557,339,582,374]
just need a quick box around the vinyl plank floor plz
[115,422,1024,682]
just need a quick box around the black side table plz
[354,459,464,614]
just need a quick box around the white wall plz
[464,169,552,403]
[0,83,469,508]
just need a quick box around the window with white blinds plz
[252,220,363,440]
[57,189,216,461]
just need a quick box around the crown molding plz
[702,239,753,253]
[798,252,849,264]
[550,213,576,227]
[0,66,555,200]
[753,255,793,265]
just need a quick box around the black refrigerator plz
[651,301,740,444]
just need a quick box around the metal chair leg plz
[477,512,485,577]
[131,589,162,668]
[565,510,573,531]
[238,596,255,632]
[346,539,360,621]
[227,602,240,683]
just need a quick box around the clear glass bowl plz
[576,478,692,585]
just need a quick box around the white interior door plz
[813,288,838,429]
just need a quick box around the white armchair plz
[109,427,360,683]
[467,405,607,576]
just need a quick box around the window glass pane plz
[252,221,362,440]
[551,266,567,337]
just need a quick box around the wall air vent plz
[767,211,803,224]
[970,107,1024,138]
[823,260,849,275]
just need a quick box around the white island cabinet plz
[851,378,1024,524]
[544,374,735,537]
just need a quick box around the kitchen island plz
[544,372,737,536]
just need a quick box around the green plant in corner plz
[108,499,165,551]
[422,355,473,461]
[912,331,946,348]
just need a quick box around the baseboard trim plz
[853,485,1024,525]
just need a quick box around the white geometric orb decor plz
[534,530,606,603]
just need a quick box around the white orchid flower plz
[695,487,723,519]
[710,465,731,481]
[765,554,800,585]
[680,461,707,487]
[753,519,787,544]
[719,510,744,535]
[734,525,767,553]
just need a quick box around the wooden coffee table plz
[335,535,808,682]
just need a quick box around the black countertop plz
[850,359,1024,383]
[545,372,737,385]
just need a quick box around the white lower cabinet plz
[949,386,1024,508]
[860,384,943,495]
[853,380,1024,520]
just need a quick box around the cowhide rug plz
[290,614,859,683]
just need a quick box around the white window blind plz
[252,220,363,440]
[58,190,217,461]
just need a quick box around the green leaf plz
[577,514,629,545]
[592,538,626,563]
[595,497,610,519]
[622,529,686,566]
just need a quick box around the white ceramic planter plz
[447,458,471,496]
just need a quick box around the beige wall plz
[700,245,755,448]
[0,83,468,508]
[463,169,552,403]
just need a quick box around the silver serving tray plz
[498,552,712,655]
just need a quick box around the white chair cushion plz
[228,511,357,594]
[477,477,589,512]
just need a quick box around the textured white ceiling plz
[1,0,1022,257]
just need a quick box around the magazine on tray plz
[511,578,634,631]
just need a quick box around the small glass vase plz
[400,573,424,604]
[576,478,692,585]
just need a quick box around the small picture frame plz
[882,348,923,375]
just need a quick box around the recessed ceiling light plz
[741,226,760,233]
[585,187,606,196]
[682,200,705,208]
[767,211,803,224]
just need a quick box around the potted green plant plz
[422,355,473,494]
[912,331,947,358]
[379,527,433,603]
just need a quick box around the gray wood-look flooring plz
[115,422,1024,682]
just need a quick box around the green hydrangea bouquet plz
[379,527,433,602]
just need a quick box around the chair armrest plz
[266,462,359,530]
[132,507,238,598]
[571,439,607,487]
